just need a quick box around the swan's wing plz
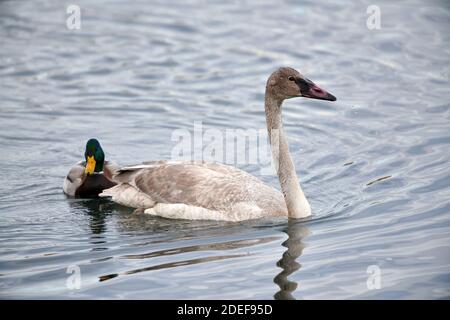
[117,160,263,184]
[63,161,85,196]
[110,160,285,214]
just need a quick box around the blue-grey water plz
[1,0,449,299]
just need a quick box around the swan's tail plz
[100,183,155,209]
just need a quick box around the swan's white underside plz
[100,182,265,222]
[144,203,263,221]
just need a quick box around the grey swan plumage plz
[100,67,336,221]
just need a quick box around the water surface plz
[1,0,450,299]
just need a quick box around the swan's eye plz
[288,76,295,81]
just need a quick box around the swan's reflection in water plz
[98,236,280,282]
[68,201,310,296]
[274,221,310,300]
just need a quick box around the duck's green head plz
[84,138,105,175]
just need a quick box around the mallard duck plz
[63,139,119,198]
[100,67,336,221]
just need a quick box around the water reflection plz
[68,198,127,234]
[99,236,279,282]
[274,221,310,300]
[114,212,281,241]
[99,254,249,282]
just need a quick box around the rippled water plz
[1,0,449,299]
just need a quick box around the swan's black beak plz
[296,78,336,101]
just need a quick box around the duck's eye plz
[288,76,295,81]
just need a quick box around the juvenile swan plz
[101,67,336,221]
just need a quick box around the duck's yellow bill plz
[85,156,96,175]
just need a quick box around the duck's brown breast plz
[75,174,116,198]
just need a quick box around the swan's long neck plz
[265,95,311,218]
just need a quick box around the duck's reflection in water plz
[68,198,131,235]
[273,221,310,300]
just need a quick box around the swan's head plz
[84,138,105,175]
[266,67,336,102]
